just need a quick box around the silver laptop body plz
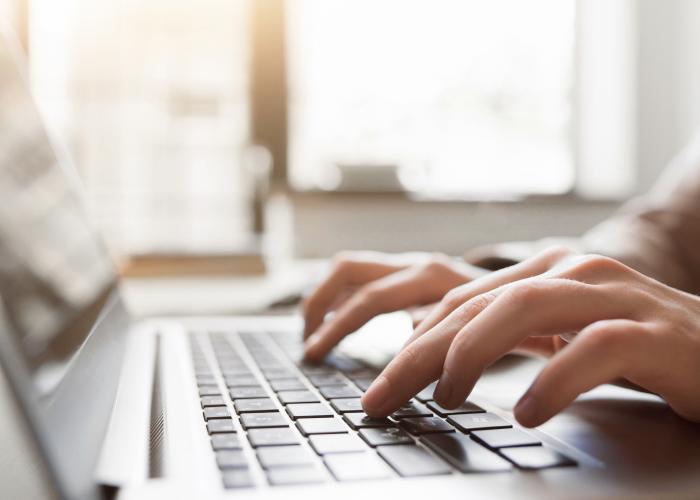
[0,27,699,500]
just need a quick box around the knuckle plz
[422,253,452,274]
[502,280,544,309]
[455,293,494,322]
[331,251,357,270]
[442,287,468,310]
[539,245,574,265]
[573,254,625,277]
[396,343,423,370]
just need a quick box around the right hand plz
[303,251,488,361]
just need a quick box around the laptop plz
[0,27,699,500]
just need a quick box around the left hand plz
[361,247,700,427]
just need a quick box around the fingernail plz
[434,373,452,406]
[362,376,390,416]
[514,393,538,427]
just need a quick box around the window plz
[288,0,576,196]
[27,0,252,254]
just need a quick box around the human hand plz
[361,246,700,427]
[303,251,487,361]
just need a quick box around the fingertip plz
[361,376,391,417]
[513,392,543,428]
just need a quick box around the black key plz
[352,377,374,391]
[262,368,297,380]
[211,433,241,450]
[309,433,366,454]
[198,385,220,397]
[377,444,451,476]
[343,412,392,430]
[200,396,226,408]
[392,401,432,419]
[229,387,268,399]
[221,367,253,377]
[400,416,454,435]
[277,390,320,405]
[207,420,236,434]
[247,428,299,447]
[299,364,336,376]
[266,465,325,485]
[269,379,306,392]
[240,412,288,429]
[359,427,413,447]
[331,398,363,414]
[203,407,231,420]
[319,385,362,399]
[257,445,315,468]
[421,433,512,472]
[324,452,393,481]
[308,374,347,386]
[286,403,334,419]
[222,469,254,488]
[224,375,259,387]
[216,450,248,469]
[325,354,365,373]
[447,413,511,433]
[196,374,216,385]
[415,382,437,403]
[234,398,278,413]
[500,446,577,469]
[296,417,348,435]
[427,401,484,417]
[471,428,540,449]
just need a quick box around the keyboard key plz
[319,385,362,399]
[222,469,254,488]
[326,354,365,373]
[471,428,540,449]
[352,377,374,392]
[447,413,512,433]
[296,417,348,435]
[207,420,236,434]
[211,433,241,450]
[324,452,393,481]
[359,427,413,447]
[266,465,325,485]
[421,433,512,472]
[203,407,231,420]
[224,375,259,387]
[234,398,278,413]
[300,366,337,378]
[257,445,315,468]
[309,434,366,455]
[198,385,221,397]
[229,387,268,399]
[269,379,306,392]
[286,403,334,419]
[392,401,432,419]
[308,374,347,386]
[221,367,253,377]
[377,444,451,476]
[331,398,363,414]
[247,428,299,447]
[400,416,454,435]
[216,450,248,469]
[240,412,288,429]
[196,375,216,385]
[500,446,577,470]
[415,382,437,403]
[343,412,393,430]
[277,390,320,405]
[262,368,297,380]
[200,396,226,408]
[427,401,484,417]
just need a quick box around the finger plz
[303,258,402,338]
[513,319,644,427]
[407,245,572,346]
[304,266,441,361]
[434,278,640,408]
[361,291,499,416]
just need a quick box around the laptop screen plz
[0,38,117,395]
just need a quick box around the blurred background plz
[1,0,700,262]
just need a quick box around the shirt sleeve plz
[464,133,700,294]
[582,133,700,293]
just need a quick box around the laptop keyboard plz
[188,329,576,489]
